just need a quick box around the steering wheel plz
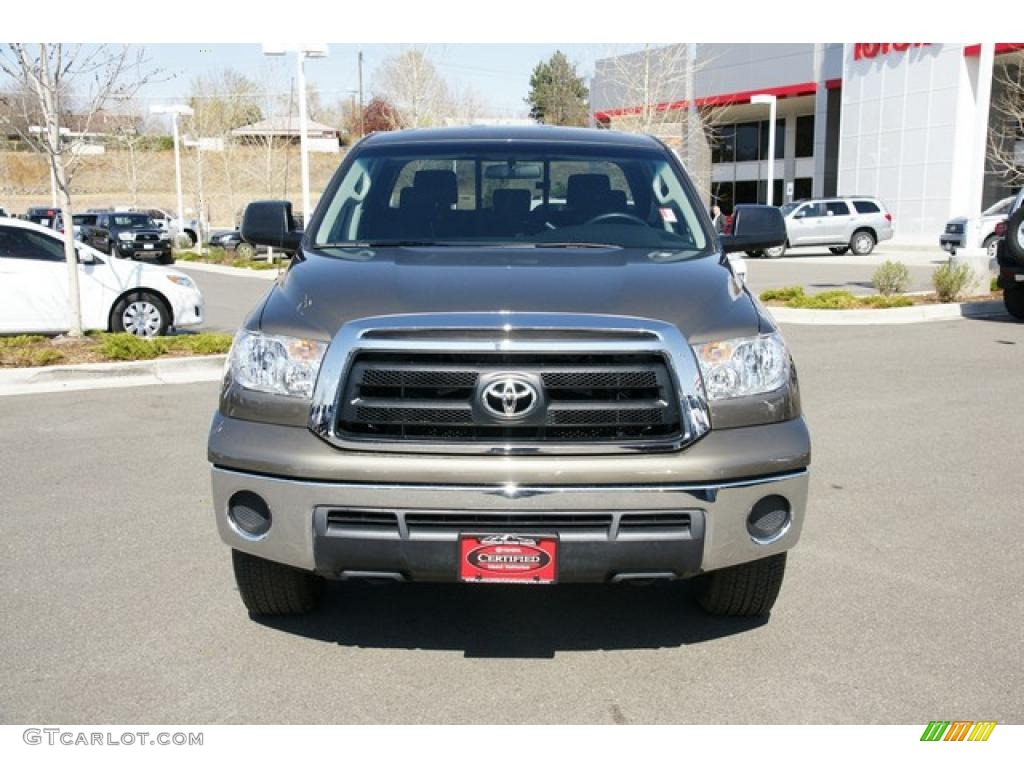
[584,212,649,227]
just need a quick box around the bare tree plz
[448,83,489,126]
[109,103,153,206]
[594,44,725,203]
[0,44,157,336]
[989,53,1024,188]
[189,68,264,223]
[373,48,450,128]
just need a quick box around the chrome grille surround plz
[308,313,711,455]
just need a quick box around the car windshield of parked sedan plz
[312,144,711,253]
[113,214,157,229]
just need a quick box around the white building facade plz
[590,43,1022,244]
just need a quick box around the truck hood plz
[256,246,764,344]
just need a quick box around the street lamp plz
[263,44,329,222]
[150,104,194,230]
[751,94,778,206]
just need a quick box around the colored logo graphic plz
[920,721,997,742]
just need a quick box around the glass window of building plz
[712,125,735,164]
[735,122,759,162]
[758,119,785,161]
[795,115,815,158]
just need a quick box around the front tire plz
[696,553,787,617]
[850,230,876,255]
[829,246,850,255]
[231,549,323,616]
[235,242,256,260]
[110,290,170,337]
[984,235,1000,261]
[1004,285,1024,321]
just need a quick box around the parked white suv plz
[0,218,204,336]
[754,197,894,258]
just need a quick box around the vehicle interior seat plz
[490,188,532,235]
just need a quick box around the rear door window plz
[852,200,880,214]
[825,201,850,216]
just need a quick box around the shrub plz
[932,261,974,303]
[163,333,233,355]
[872,260,911,296]
[760,286,806,302]
[0,334,48,348]
[788,290,862,310]
[99,333,167,361]
[858,295,914,309]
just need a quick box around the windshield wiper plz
[528,242,623,249]
[316,240,456,248]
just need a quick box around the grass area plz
[175,247,282,271]
[0,332,233,368]
[760,286,913,309]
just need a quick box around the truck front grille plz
[336,352,682,444]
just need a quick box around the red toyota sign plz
[854,43,930,61]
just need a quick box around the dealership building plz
[590,43,1023,244]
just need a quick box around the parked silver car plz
[755,196,894,258]
[940,195,1015,258]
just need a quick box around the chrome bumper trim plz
[212,467,808,575]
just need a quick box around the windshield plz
[113,214,156,229]
[313,143,710,252]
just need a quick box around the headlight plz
[117,232,135,241]
[228,330,327,399]
[693,332,789,400]
[165,274,194,288]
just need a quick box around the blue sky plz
[137,43,635,117]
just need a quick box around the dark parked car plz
[208,229,261,259]
[996,189,1024,320]
[211,126,808,621]
[26,206,64,231]
[80,211,173,264]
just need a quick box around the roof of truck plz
[360,124,662,149]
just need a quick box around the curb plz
[174,260,281,280]
[768,299,1007,325]
[0,354,227,397]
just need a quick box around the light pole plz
[150,104,194,230]
[263,44,329,222]
[751,94,778,206]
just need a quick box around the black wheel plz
[110,290,170,337]
[829,246,850,255]
[231,549,323,616]
[1004,285,1024,321]
[745,250,764,258]
[235,242,256,260]
[850,229,876,255]
[1006,205,1024,264]
[158,252,174,265]
[696,553,787,617]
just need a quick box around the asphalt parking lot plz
[2,283,1022,724]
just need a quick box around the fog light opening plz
[747,495,791,544]
[227,491,272,540]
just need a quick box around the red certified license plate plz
[459,534,558,584]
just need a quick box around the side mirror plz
[719,204,787,254]
[76,246,95,264]
[241,200,303,252]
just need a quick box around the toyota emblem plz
[481,377,539,420]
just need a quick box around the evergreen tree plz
[526,51,589,126]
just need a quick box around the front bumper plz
[211,462,809,582]
[168,288,205,328]
[116,242,172,259]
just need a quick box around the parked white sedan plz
[0,218,204,336]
